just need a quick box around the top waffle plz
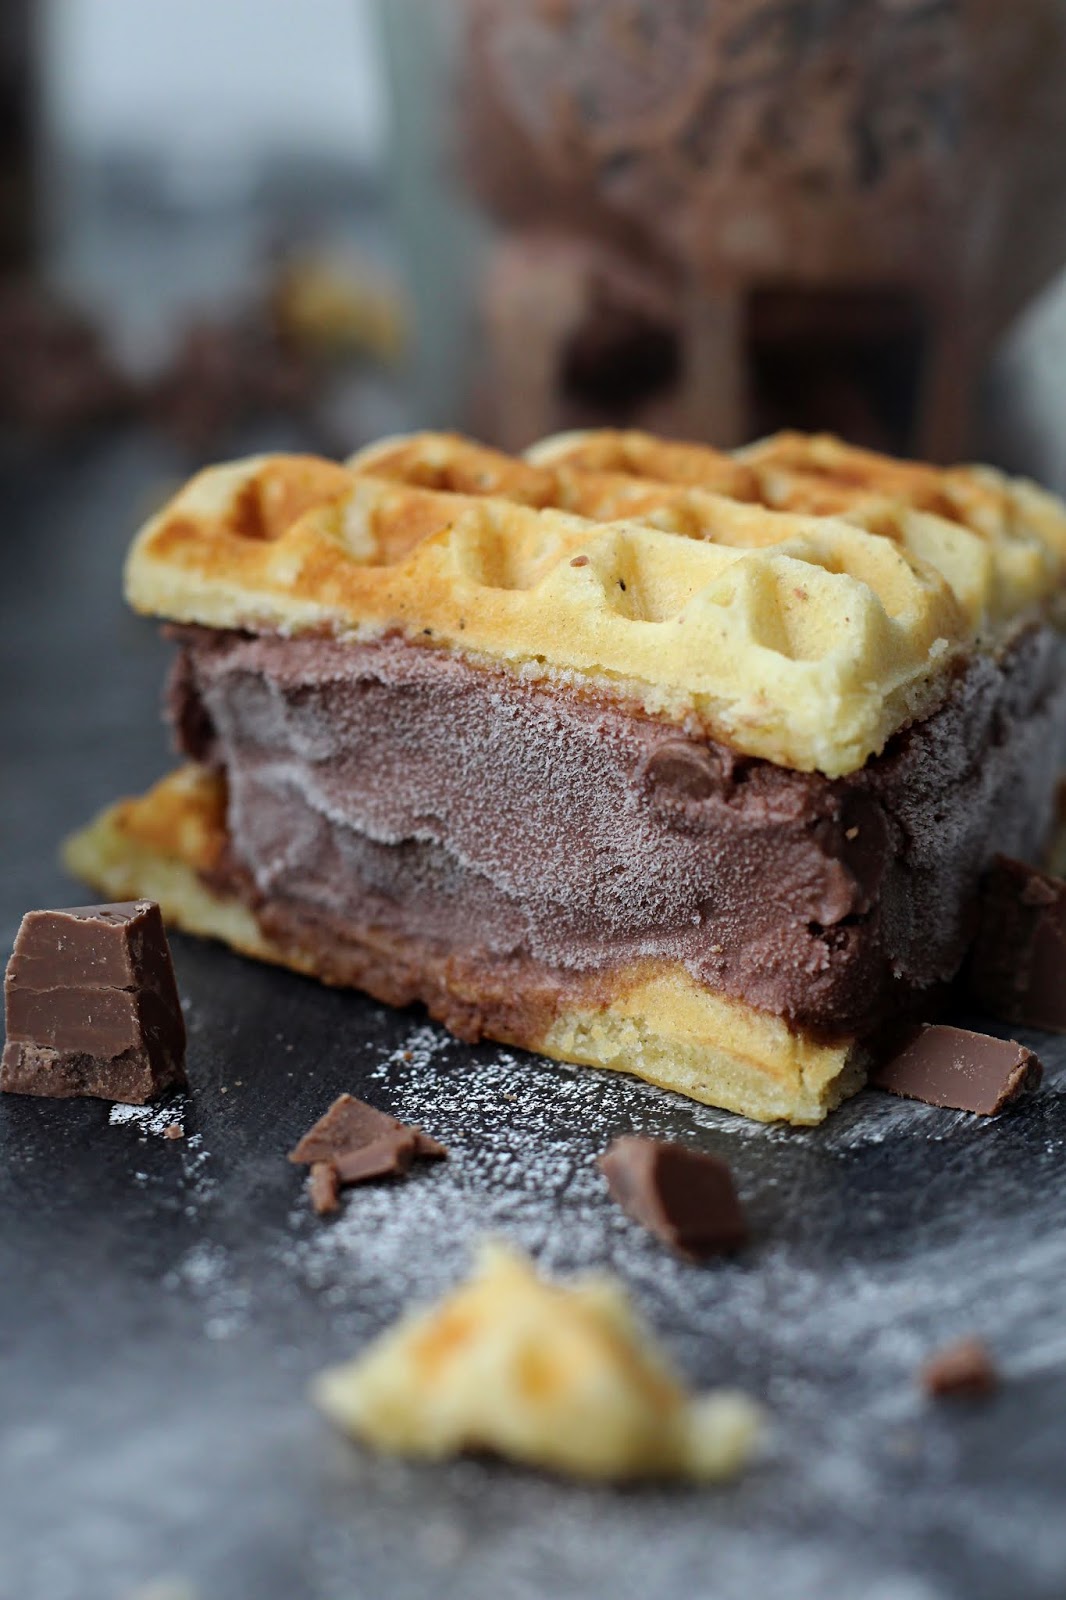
[524,429,1066,633]
[124,429,1065,777]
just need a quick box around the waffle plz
[739,431,1066,564]
[64,767,864,1125]
[68,428,1066,1128]
[355,432,1062,637]
[127,451,964,777]
[313,1242,762,1481]
[528,428,1066,628]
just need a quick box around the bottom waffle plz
[63,766,866,1126]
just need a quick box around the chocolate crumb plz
[570,554,590,567]
[921,1337,999,1399]
[163,1122,184,1140]
[308,1161,341,1216]
[289,1092,447,1165]
[872,1024,1042,1115]
[332,1131,418,1184]
[599,1136,748,1260]
[289,1091,447,1207]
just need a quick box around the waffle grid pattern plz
[126,442,972,775]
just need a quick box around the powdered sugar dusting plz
[280,1022,1066,1363]
[109,1097,188,1137]
[267,1019,1066,1600]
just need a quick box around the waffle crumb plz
[311,1241,763,1481]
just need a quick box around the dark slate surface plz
[1,431,1065,1600]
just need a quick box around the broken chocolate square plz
[969,854,1066,1032]
[921,1336,999,1399]
[599,1136,748,1260]
[332,1131,418,1184]
[288,1092,446,1167]
[290,1092,446,1212]
[871,1024,1041,1115]
[1,901,187,1103]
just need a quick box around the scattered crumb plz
[921,1336,999,1399]
[289,1091,447,1169]
[313,1241,763,1482]
[309,1161,341,1216]
[163,1123,185,1140]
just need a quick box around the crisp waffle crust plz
[529,427,1066,632]
[127,445,975,776]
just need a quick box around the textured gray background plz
[1,431,1065,1600]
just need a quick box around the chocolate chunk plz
[599,1136,748,1260]
[288,1092,446,1166]
[289,1093,399,1162]
[871,1024,1041,1115]
[921,1337,999,1399]
[288,1089,447,1220]
[308,1161,341,1216]
[332,1130,418,1184]
[969,855,1066,1032]
[1,902,187,1103]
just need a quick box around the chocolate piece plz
[332,1130,417,1185]
[921,1337,999,1399]
[288,1093,446,1167]
[308,1161,341,1216]
[289,1093,399,1162]
[169,622,1065,1040]
[1,901,187,1103]
[599,1136,748,1259]
[871,1025,1041,1115]
[296,1101,430,1215]
[969,855,1066,1032]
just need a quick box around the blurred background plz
[2,0,1066,483]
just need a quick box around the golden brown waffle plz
[313,1242,762,1480]
[739,432,1066,562]
[354,431,1060,636]
[127,452,965,776]
[63,767,865,1125]
[529,428,1066,626]
[523,429,760,495]
[70,427,1066,1129]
